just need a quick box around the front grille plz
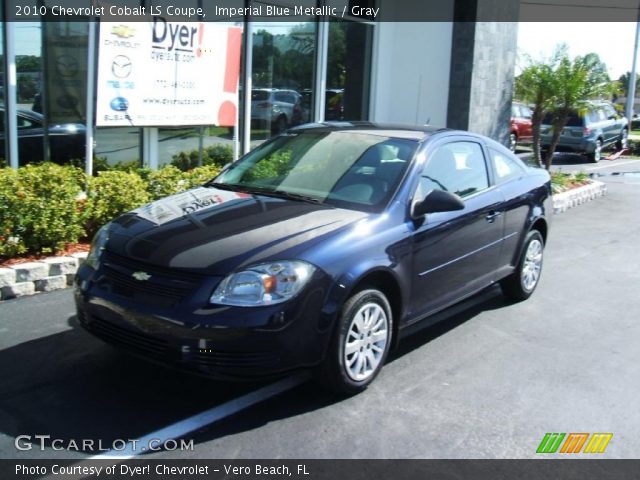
[86,315,169,359]
[98,251,203,306]
[192,350,280,369]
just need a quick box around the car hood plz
[105,186,369,274]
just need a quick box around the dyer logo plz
[536,433,613,454]
[152,17,201,53]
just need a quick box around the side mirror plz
[412,189,465,217]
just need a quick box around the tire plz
[272,115,287,135]
[509,133,518,152]
[616,128,628,151]
[316,289,393,395]
[587,139,602,163]
[500,230,544,302]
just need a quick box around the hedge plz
[0,163,221,259]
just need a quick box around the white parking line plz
[585,160,640,171]
[90,372,310,459]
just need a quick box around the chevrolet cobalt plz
[76,123,551,394]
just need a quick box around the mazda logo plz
[111,55,132,79]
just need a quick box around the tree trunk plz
[544,111,570,170]
[530,107,544,167]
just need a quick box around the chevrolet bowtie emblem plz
[132,271,151,281]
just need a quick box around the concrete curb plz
[0,252,87,301]
[552,180,607,214]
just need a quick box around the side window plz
[417,142,489,200]
[17,115,37,129]
[489,148,526,184]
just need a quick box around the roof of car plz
[290,122,449,141]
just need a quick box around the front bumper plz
[75,261,336,380]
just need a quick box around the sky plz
[517,22,638,80]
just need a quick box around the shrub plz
[85,170,150,236]
[0,163,86,257]
[182,165,223,189]
[171,144,233,171]
[147,165,188,200]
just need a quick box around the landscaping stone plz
[10,262,50,282]
[2,282,36,300]
[552,180,607,214]
[71,252,89,265]
[34,275,68,292]
[0,268,17,288]
[43,256,79,276]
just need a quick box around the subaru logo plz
[110,97,129,112]
[132,271,151,281]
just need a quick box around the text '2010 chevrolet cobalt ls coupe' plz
[76,123,551,394]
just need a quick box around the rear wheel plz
[616,128,628,151]
[316,289,392,395]
[500,230,544,302]
[587,139,602,163]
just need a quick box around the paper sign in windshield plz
[133,187,248,225]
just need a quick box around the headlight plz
[210,261,316,307]
[85,223,110,269]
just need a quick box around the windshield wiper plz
[271,190,324,204]
[205,182,245,191]
[207,182,323,204]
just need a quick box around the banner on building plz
[96,20,242,127]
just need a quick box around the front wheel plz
[500,230,544,302]
[316,289,393,395]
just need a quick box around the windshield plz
[214,131,417,212]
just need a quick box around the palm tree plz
[542,53,613,169]
[515,47,613,169]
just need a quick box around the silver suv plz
[540,102,628,162]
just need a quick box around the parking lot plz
[1,158,639,460]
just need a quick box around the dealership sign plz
[96,20,242,127]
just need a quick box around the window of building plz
[249,17,316,145]
[327,21,372,121]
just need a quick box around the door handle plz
[486,211,502,223]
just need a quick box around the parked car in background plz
[510,102,533,152]
[300,88,345,122]
[76,122,552,395]
[540,102,628,162]
[251,88,303,135]
[0,107,86,166]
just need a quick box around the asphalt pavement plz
[1,158,639,459]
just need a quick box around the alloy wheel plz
[521,239,543,292]
[343,302,389,382]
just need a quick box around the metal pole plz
[85,19,97,176]
[241,16,253,154]
[5,22,19,169]
[626,21,640,123]
[314,13,329,123]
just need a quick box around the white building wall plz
[370,21,453,128]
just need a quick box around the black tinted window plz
[418,142,489,199]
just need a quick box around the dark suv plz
[540,102,628,162]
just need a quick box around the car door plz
[409,139,505,320]
[603,105,620,144]
[487,146,532,272]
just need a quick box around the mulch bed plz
[0,242,91,268]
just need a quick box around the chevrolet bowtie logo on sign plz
[111,25,136,38]
[536,433,613,454]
